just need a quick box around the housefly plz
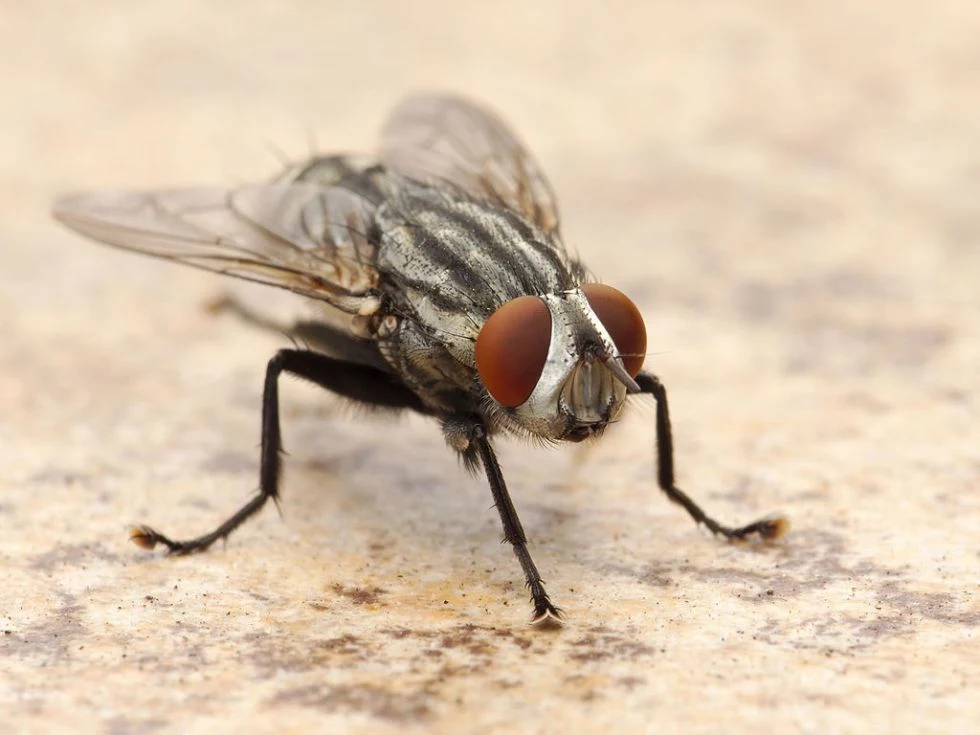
[53,94,787,623]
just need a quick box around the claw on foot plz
[530,601,564,627]
[717,514,790,543]
[128,525,196,555]
[128,525,162,551]
[759,515,790,541]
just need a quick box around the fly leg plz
[206,293,392,372]
[204,293,290,334]
[634,372,788,541]
[442,417,562,625]
[132,349,428,554]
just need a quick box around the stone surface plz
[2,2,978,733]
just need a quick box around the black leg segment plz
[634,372,788,541]
[442,417,562,624]
[131,348,429,555]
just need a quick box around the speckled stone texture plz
[2,2,978,733]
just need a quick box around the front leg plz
[442,416,562,625]
[132,348,429,554]
[634,372,788,541]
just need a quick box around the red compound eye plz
[582,284,647,377]
[475,296,551,407]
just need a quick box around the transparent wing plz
[52,183,380,313]
[380,93,562,237]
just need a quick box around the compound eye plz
[582,283,647,377]
[475,296,551,408]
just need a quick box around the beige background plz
[2,2,978,733]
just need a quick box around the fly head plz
[476,286,647,442]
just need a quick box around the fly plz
[53,94,788,624]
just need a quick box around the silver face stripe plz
[515,289,628,438]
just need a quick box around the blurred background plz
[2,2,978,733]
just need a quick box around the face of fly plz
[475,285,647,443]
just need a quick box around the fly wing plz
[53,183,380,314]
[380,93,562,239]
